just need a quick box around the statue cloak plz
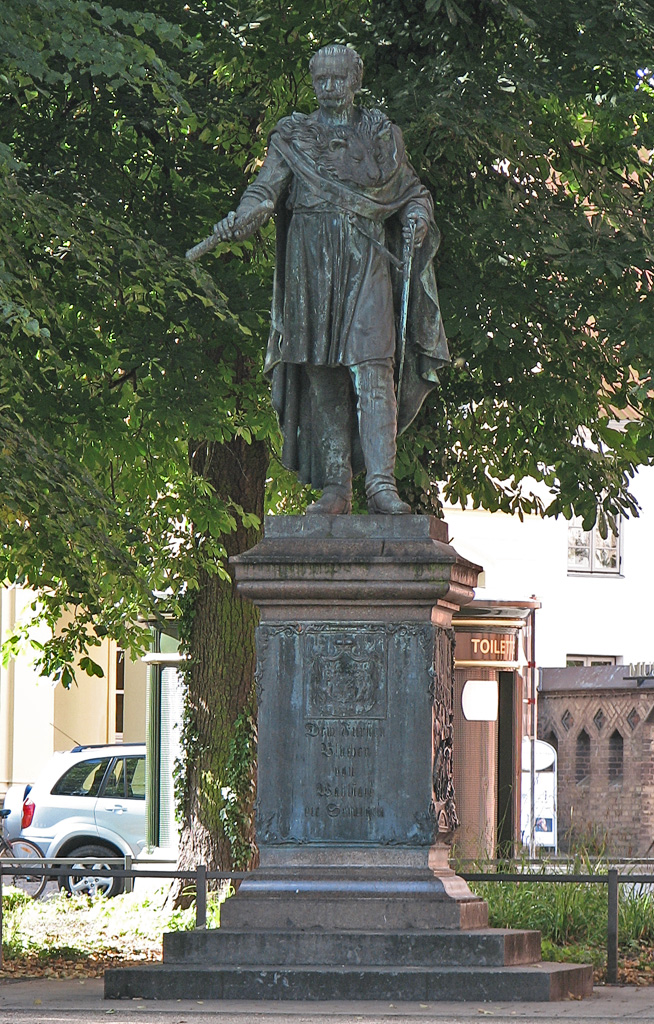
[239,109,450,488]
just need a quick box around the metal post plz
[125,855,133,895]
[529,609,537,860]
[529,736,536,860]
[607,868,619,984]
[196,864,207,929]
[145,654,161,849]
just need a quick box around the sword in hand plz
[185,199,274,262]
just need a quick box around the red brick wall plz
[538,692,654,856]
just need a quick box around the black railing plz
[1,861,650,984]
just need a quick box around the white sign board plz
[461,678,499,721]
[521,739,557,851]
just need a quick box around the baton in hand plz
[396,219,417,416]
[185,200,274,262]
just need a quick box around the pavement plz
[0,980,653,1024]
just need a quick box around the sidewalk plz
[1,979,653,1024]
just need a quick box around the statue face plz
[311,56,357,114]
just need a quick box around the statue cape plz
[263,113,450,487]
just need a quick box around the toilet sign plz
[455,631,518,666]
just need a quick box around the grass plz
[0,884,225,977]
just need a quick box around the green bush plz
[0,885,229,964]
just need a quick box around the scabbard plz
[396,222,417,414]
[185,233,221,262]
[185,199,274,262]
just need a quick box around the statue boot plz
[306,366,353,515]
[306,484,352,515]
[354,360,411,515]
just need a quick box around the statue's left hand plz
[403,213,429,247]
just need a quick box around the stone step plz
[104,961,593,1003]
[163,927,541,968]
[218,888,489,931]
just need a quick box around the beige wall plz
[52,607,117,749]
[1,588,148,796]
[1,589,57,793]
[123,656,148,743]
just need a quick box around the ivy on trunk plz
[175,435,268,890]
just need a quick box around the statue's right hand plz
[213,211,238,241]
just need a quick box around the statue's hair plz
[309,45,364,91]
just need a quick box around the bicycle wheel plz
[3,838,47,898]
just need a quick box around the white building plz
[445,465,654,669]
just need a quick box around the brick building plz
[538,667,654,856]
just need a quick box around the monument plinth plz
[224,513,486,931]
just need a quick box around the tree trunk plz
[173,434,268,901]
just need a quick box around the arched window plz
[576,729,591,784]
[609,730,623,785]
[545,730,558,753]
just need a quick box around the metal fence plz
[1,860,651,984]
[0,858,249,970]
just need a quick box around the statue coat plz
[235,107,450,488]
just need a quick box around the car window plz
[51,758,111,798]
[127,756,146,800]
[100,756,146,800]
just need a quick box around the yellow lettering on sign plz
[468,635,515,660]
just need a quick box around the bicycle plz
[0,808,47,898]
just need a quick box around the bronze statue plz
[191,45,449,514]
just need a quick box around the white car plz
[20,743,146,897]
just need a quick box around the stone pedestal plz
[105,516,593,1003]
[224,514,485,930]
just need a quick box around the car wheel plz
[59,844,124,898]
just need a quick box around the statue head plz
[309,45,363,114]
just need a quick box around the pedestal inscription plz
[256,621,446,849]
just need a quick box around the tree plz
[2,0,654,875]
[0,0,362,878]
[363,0,654,530]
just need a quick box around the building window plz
[545,730,558,752]
[576,729,591,784]
[561,709,573,732]
[567,517,621,575]
[115,648,125,743]
[627,708,641,732]
[566,655,617,667]
[608,730,623,785]
[593,708,605,732]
